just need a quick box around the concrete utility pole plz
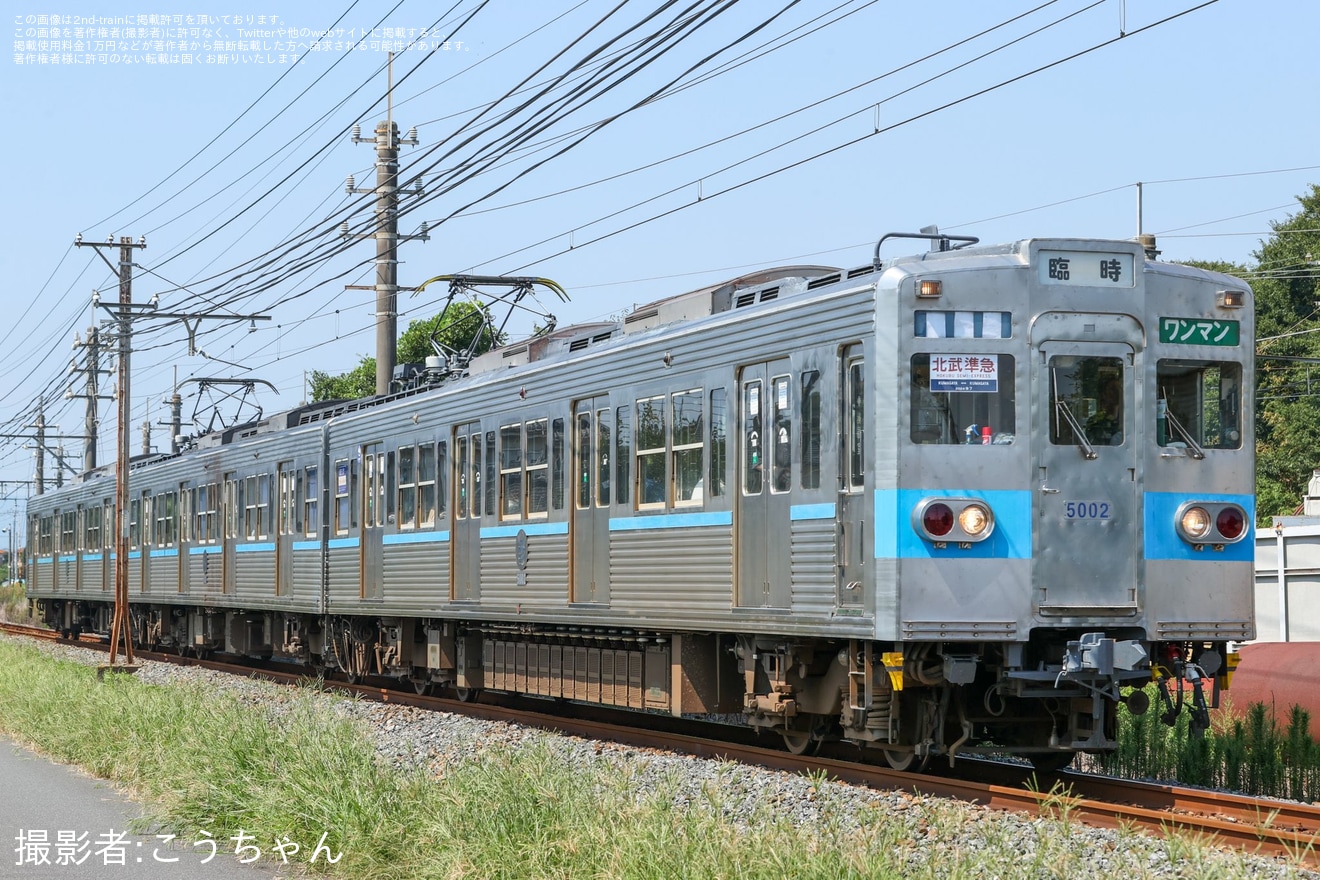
[69,326,112,472]
[31,408,44,495]
[345,52,428,396]
[75,232,271,668]
[76,233,146,668]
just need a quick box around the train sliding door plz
[451,423,481,602]
[836,347,866,610]
[360,443,384,601]
[1033,313,1142,615]
[736,360,792,610]
[570,396,610,604]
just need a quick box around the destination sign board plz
[1038,250,1136,288]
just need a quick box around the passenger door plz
[836,348,867,610]
[571,396,611,604]
[1033,313,1142,615]
[736,359,792,609]
[451,424,481,602]
[360,443,384,601]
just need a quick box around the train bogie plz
[27,234,1254,766]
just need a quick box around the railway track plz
[5,621,1318,869]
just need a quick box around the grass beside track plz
[0,640,1296,880]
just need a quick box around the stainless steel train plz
[26,232,1256,769]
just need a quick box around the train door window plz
[614,406,630,507]
[38,516,52,554]
[471,433,483,518]
[800,371,821,489]
[846,355,865,489]
[279,467,296,536]
[551,419,564,511]
[769,376,791,494]
[672,389,704,505]
[1049,356,1121,446]
[575,412,592,510]
[742,381,763,495]
[595,409,611,508]
[334,460,351,534]
[76,508,84,552]
[363,447,386,529]
[436,442,448,518]
[484,432,497,516]
[456,437,470,519]
[418,442,437,525]
[399,446,417,527]
[710,388,727,498]
[179,490,191,544]
[1155,359,1243,450]
[385,451,396,523]
[913,354,1017,445]
[224,475,239,540]
[637,395,667,508]
[500,424,523,520]
[196,484,214,543]
[526,420,549,517]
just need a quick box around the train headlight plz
[1175,502,1248,545]
[958,504,991,537]
[914,498,995,543]
[1179,506,1212,541]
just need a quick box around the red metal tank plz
[1224,642,1320,738]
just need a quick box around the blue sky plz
[1,0,1316,526]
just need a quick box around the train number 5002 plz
[1063,501,1110,520]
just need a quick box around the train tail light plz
[1175,501,1248,546]
[914,498,995,543]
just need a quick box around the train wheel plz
[883,749,925,772]
[1028,752,1074,773]
[412,679,432,696]
[454,687,478,702]
[781,730,816,755]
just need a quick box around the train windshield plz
[1156,359,1242,450]
[909,354,1016,444]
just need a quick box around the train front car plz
[880,235,1254,770]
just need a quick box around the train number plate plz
[1063,501,1111,521]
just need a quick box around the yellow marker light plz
[1179,506,1212,541]
[1218,289,1245,308]
[958,503,990,537]
[917,279,942,298]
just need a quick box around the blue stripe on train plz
[1144,492,1255,562]
[875,489,1033,560]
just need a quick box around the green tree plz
[309,302,504,402]
[1250,184,1320,520]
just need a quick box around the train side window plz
[61,511,76,554]
[551,419,564,511]
[159,492,177,547]
[673,389,704,505]
[129,498,141,549]
[636,395,666,508]
[710,388,727,498]
[526,419,548,517]
[303,470,317,538]
[800,371,821,490]
[418,442,437,525]
[743,381,763,495]
[596,409,612,508]
[911,354,1016,445]
[769,376,791,494]
[501,424,524,519]
[85,504,101,551]
[245,474,271,539]
[1156,359,1243,450]
[846,357,865,489]
[615,406,630,507]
